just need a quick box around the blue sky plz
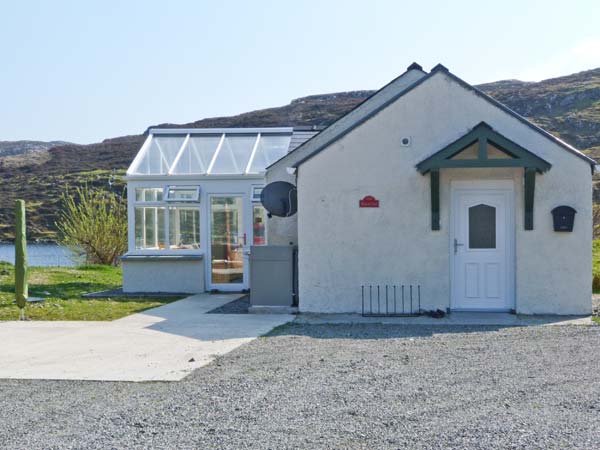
[2,0,600,143]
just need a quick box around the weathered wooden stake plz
[15,200,28,321]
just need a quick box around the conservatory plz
[121,127,298,293]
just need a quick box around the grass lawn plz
[0,263,180,321]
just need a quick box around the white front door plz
[451,181,515,311]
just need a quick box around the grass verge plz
[0,263,180,321]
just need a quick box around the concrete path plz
[297,311,594,326]
[0,294,293,382]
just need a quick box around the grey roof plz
[267,63,428,170]
[272,63,596,171]
[289,127,322,152]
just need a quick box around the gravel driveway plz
[0,324,598,449]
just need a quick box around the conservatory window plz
[169,207,200,250]
[133,189,201,251]
[166,186,200,202]
[135,188,163,202]
[135,207,166,249]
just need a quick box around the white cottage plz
[123,62,594,316]
[267,63,595,315]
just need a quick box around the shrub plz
[593,274,600,293]
[594,204,600,239]
[56,186,127,266]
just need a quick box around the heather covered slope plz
[1,68,599,240]
[478,68,600,157]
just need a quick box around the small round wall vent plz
[400,137,411,147]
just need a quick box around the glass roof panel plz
[210,135,257,174]
[128,129,294,176]
[171,135,222,174]
[133,136,185,174]
[248,135,292,173]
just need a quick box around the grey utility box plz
[249,245,296,307]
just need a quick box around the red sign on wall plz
[359,195,379,208]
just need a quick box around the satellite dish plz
[260,181,297,217]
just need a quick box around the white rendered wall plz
[122,259,205,293]
[296,72,592,315]
[266,68,428,246]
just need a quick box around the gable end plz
[285,64,596,172]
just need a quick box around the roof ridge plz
[273,63,595,171]
[407,62,423,71]
[267,67,431,170]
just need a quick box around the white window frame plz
[166,204,201,251]
[134,187,164,202]
[165,185,201,202]
[126,178,269,257]
[134,204,166,250]
[251,185,264,202]
[130,183,203,255]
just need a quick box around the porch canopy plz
[127,128,293,176]
[416,122,551,231]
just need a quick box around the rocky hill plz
[1,68,600,240]
[478,68,600,158]
[0,140,73,157]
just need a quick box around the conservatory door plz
[209,195,247,291]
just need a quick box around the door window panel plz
[210,197,244,284]
[469,204,496,249]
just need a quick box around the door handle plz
[454,238,464,254]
